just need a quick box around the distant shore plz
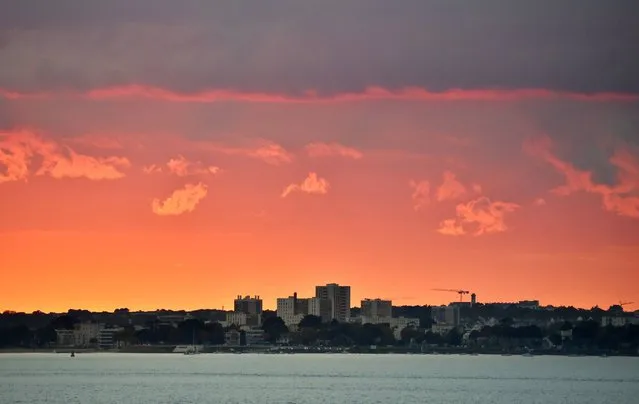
[1,346,637,357]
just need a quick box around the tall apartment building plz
[308,297,332,322]
[431,305,460,326]
[361,298,392,318]
[234,295,263,315]
[316,283,351,322]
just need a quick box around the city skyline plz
[1,2,639,313]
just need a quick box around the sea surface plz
[1,353,638,403]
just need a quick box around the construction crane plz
[619,301,634,308]
[432,288,470,303]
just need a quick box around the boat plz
[184,329,200,355]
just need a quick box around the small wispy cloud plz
[281,172,330,198]
[202,140,293,166]
[436,171,467,202]
[305,142,363,159]
[409,180,430,211]
[151,183,208,216]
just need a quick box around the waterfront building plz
[234,295,263,315]
[315,283,351,322]
[361,298,392,318]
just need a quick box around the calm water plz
[1,353,638,403]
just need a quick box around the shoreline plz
[1,347,637,357]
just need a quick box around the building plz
[361,298,392,318]
[241,326,266,346]
[308,297,332,322]
[359,316,419,340]
[55,329,75,346]
[277,293,309,328]
[226,311,261,327]
[601,316,639,327]
[316,283,351,322]
[55,322,104,347]
[98,326,124,349]
[74,322,101,346]
[234,295,263,315]
[431,305,460,327]
[471,293,477,306]
[225,329,241,346]
[518,300,540,310]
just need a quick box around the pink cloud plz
[143,164,163,174]
[3,86,638,103]
[281,172,330,198]
[409,180,430,211]
[533,197,547,206]
[151,183,208,216]
[63,134,125,150]
[201,140,293,166]
[1,130,130,182]
[436,171,467,202]
[525,136,639,218]
[166,155,219,177]
[305,142,363,159]
[438,197,520,236]
[36,152,130,180]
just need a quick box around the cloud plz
[201,140,293,166]
[438,197,520,236]
[437,218,466,236]
[63,134,124,150]
[1,130,130,182]
[143,164,163,174]
[3,86,638,104]
[436,171,467,202]
[534,197,547,206]
[1,2,638,94]
[525,136,639,218]
[166,155,219,176]
[36,152,130,180]
[151,182,208,216]
[409,180,430,211]
[281,172,329,198]
[305,142,363,159]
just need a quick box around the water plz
[1,353,638,403]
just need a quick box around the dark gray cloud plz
[1,0,638,94]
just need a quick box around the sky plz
[1,1,638,313]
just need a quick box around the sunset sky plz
[1,2,638,313]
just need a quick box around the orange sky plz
[1,3,639,313]
[1,92,638,313]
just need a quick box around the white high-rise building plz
[276,293,307,328]
[316,283,351,322]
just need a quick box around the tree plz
[445,329,462,346]
[262,316,288,343]
[299,315,322,329]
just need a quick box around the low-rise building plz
[241,326,265,346]
[601,316,639,327]
[360,316,420,340]
[55,329,75,346]
[98,326,124,349]
[226,312,261,327]
[225,329,241,346]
